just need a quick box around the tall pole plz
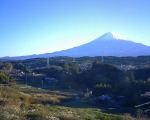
[26,76,27,86]
[47,57,50,68]
[120,49,123,69]
[33,78,34,84]
[101,56,104,63]
[87,88,89,93]
[69,85,71,91]
[72,49,75,62]
[101,50,104,63]
[41,80,43,88]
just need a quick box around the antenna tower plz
[101,50,104,63]
[72,49,76,62]
[47,57,50,68]
[120,48,123,69]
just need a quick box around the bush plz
[96,112,123,120]
[25,112,45,120]
[0,72,9,84]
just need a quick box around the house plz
[44,77,58,84]
[99,95,112,101]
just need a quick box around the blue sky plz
[0,0,150,57]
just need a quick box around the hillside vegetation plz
[0,56,150,119]
[0,85,135,120]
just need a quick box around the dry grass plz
[0,85,149,120]
[30,93,67,105]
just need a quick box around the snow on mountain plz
[48,32,150,57]
[1,32,150,60]
[98,32,129,41]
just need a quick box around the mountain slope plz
[1,32,150,60]
[47,32,150,57]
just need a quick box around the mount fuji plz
[46,32,150,57]
[2,32,150,60]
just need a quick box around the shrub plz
[0,72,9,84]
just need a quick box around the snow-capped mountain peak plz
[100,32,129,41]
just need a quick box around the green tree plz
[93,83,112,96]
[14,63,30,73]
[4,62,13,73]
[92,60,100,67]
[0,72,9,84]
[147,77,150,84]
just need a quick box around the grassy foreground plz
[0,85,148,120]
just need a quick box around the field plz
[0,83,149,120]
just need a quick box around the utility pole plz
[47,57,50,68]
[87,88,89,93]
[120,49,123,69]
[101,56,104,63]
[32,78,34,84]
[101,50,104,63]
[26,76,27,86]
[69,85,72,91]
[41,80,43,88]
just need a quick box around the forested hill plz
[1,56,149,69]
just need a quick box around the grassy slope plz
[0,85,148,120]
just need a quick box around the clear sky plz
[0,0,150,57]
